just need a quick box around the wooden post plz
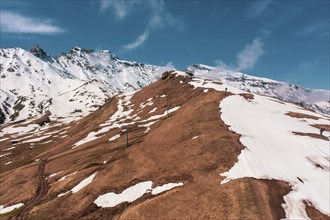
[164,93,172,118]
[166,95,169,118]
[125,127,130,147]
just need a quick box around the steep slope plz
[186,64,330,114]
[0,72,329,219]
[0,46,162,124]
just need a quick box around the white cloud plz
[165,61,175,68]
[245,0,272,19]
[298,61,319,73]
[147,0,182,30]
[101,0,182,51]
[100,0,136,20]
[0,10,65,34]
[236,38,264,71]
[100,0,182,28]
[215,38,264,71]
[122,31,149,50]
[214,60,231,70]
[300,21,329,38]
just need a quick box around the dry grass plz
[313,124,330,132]
[304,201,330,220]
[0,73,323,219]
[239,93,254,101]
[286,112,320,120]
[293,131,329,141]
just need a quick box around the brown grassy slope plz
[293,131,329,141]
[305,202,330,220]
[313,124,330,132]
[286,112,320,120]
[1,74,300,219]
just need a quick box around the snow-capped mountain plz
[186,64,330,115]
[0,45,164,124]
[0,45,328,125]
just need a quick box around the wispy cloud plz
[122,31,149,50]
[245,0,272,19]
[100,0,182,51]
[298,60,319,73]
[215,38,264,71]
[147,1,183,30]
[299,21,329,38]
[236,38,264,71]
[0,10,65,34]
[100,0,136,20]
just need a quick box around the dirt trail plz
[17,159,48,220]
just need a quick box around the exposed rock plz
[7,67,15,72]
[30,44,52,62]
[161,70,175,80]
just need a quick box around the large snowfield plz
[219,93,330,219]
[189,76,330,218]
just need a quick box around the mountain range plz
[0,45,329,125]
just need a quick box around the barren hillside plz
[0,72,329,219]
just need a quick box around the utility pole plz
[165,94,171,118]
[125,126,130,147]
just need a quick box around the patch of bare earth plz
[304,201,330,220]
[293,131,329,141]
[0,73,307,219]
[286,111,320,120]
[239,93,254,101]
[313,124,330,132]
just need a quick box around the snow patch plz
[1,124,39,136]
[151,182,183,195]
[0,153,11,158]
[189,78,241,94]
[0,203,24,214]
[22,135,51,143]
[2,147,15,151]
[94,181,153,208]
[148,107,157,114]
[220,94,330,219]
[58,172,77,181]
[94,181,183,208]
[49,171,63,178]
[109,134,120,142]
[58,172,97,197]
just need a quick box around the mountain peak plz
[29,44,52,62]
[70,46,94,54]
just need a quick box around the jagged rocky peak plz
[70,46,94,54]
[30,44,52,61]
[185,64,214,75]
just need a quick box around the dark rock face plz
[30,44,52,62]
[37,116,51,126]
[7,67,15,72]
[161,70,175,80]
[0,109,5,124]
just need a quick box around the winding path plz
[17,159,48,220]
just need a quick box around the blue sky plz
[0,0,329,89]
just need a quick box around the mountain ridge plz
[0,45,329,125]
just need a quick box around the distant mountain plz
[0,46,164,124]
[186,64,330,115]
[0,46,328,125]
